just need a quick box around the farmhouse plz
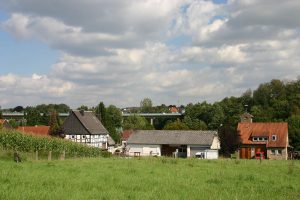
[237,113,289,160]
[17,125,50,137]
[126,130,220,159]
[62,110,114,149]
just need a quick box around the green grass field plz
[1,155,300,200]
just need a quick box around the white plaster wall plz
[127,144,161,156]
[206,150,219,159]
[211,136,221,150]
[65,134,108,148]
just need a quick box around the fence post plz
[35,150,39,161]
[60,150,65,160]
[48,150,52,161]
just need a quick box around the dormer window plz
[252,137,268,142]
[272,135,277,141]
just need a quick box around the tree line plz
[1,78,300,153]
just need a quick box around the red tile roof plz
[122,130,134,141]
[0,119,7,124]
[237,122,288,148]
[17,126,50,137]
[169,106,178,113]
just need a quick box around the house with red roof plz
[237,113,289,160]
[17,125,50,137]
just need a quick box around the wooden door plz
[240,147,251,159]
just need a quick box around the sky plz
[0,0,300,109]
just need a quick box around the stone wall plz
[267,148,287,160]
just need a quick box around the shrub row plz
[0,129,108,158]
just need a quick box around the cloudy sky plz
[1,0,300,109]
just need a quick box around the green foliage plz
[0,106,2,119]
[163,119,189,130]
[25,107,41,126]
[0,129,104,157]
[77,105,89,111]
[218,124,240,156]
[49,110,59,135]
[105,105,123,142]
[140,97,153,113]
[123,115,154,130]
[95,102,106,126]
[288,115,300,150]
[183,116,207,130]
[8,119,19,128]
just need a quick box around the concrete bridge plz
[122,112,183,125]
[2,112,183,125]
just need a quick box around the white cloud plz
[1,0,300,108]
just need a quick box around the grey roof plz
[62,110,108,135]
[73,111,108,135]
[127,130,217,145]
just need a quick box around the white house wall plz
[127,144,161,156]
[65,134,108,148]
[188,145,219,159]
[210,136,221,150]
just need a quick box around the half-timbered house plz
[62,110,113,149]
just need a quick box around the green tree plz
[140,98,153,113]
[163,119,189,130]
[9,119,19,128]
[95,102,106,126]
[218,124,240,156]
[13,106,24,112]
[123,115,153,130]
[77,105,89,111]
[25,107,41,126]
[0,106,2,119]
[49,110,59,136]
[183,116,207,130]
[105,105,123,142]
[39,112,49,125]
[285,79,300,115]
[208,103,225,129]
[288,115,300,150]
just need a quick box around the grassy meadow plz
[1,154,300,200]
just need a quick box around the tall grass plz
[0,158,299,200]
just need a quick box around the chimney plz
[240,112,253,123]
[80,110,85,116]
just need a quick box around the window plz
[71,135,75,139]
[272,135,277,141]
[253,137,258,141]
[82,135,86,139]
[271,149,275,155]
[277,149,282,155]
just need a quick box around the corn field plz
[0,129,109,158]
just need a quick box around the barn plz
[126,130,220,159]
